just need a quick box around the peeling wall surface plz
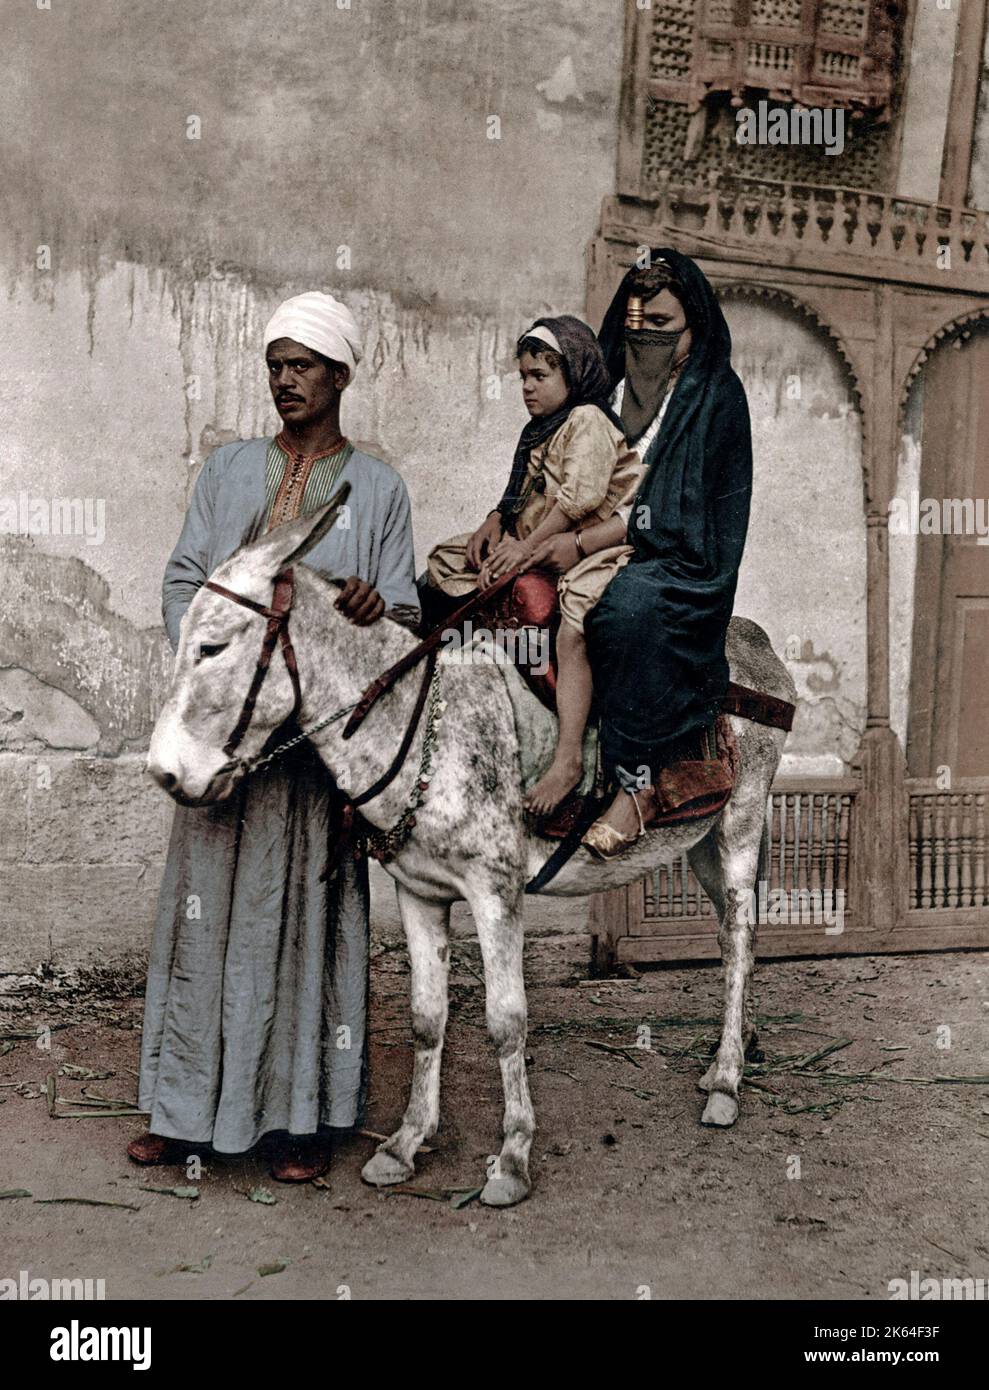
[726,302,866,776]
[0,0,626,968]
[0,1,918,967]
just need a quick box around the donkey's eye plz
[195,642,228,662]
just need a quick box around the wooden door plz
[908,328,989,778]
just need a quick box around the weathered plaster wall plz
[0,1,875,968]
[725,300,867,776]
[3,0,621,311]
[0,0,626,969]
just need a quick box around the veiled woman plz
[576,248,753,855]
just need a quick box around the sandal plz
[581,788,652,860]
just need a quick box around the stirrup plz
[580,789,648,861]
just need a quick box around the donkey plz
[147,496,795,1207]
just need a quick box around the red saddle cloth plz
[472,571,739,839]
[651,716,738,825]
[474,568,560,710]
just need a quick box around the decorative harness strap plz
[201,564,442,881]
[721,681,795,732]
[329,650,439,877]
[204,569,302,757]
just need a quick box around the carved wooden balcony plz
[601,175,989,294]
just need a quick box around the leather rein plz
[203,564,525,769]
[199,566,522,879]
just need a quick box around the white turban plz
[263,291,363,377]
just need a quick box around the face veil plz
[620,323,687,445]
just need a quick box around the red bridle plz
[198,564,437,884]
[203,569,302,758]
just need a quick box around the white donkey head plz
[147,486,349,806]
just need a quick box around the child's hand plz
[484,535,533,581]
[477,555,509,590]
[526,534,580,574]
[465,512,503,570]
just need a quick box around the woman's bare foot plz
[523,750,584,817]
[600,788,653,839]
[126,1132,192,1165]
[269,1133,332,1183]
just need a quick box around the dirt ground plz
[1,941,988,1301]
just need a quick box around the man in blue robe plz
[130,292,419,1180]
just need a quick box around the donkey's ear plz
[258,482,352,574]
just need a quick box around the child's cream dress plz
[426,404,643,631]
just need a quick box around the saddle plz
[342,566,795,890]
[475,567,561,711]
[472,570,745,840]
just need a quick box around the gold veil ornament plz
[626,252,671,328]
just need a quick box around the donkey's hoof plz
[361,1149,414,1187]
[479,1174,530,1207]
[697,1064,717,1093]
[701,1092,738,1127]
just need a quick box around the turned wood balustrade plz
[908,783,989,914]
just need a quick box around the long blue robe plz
[138,439,418,1152]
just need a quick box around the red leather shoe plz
[269,1134,332,1183]
[126,1131,190,1165]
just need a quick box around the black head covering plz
[496,314,620,528]
[585,248,753,773]
[598,249,731,382]
[597,247,744,564]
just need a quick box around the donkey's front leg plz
[362,885,450,1187]
[701,806,763,1129]
[469,885,534,1207]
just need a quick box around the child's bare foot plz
[523,751,585,817]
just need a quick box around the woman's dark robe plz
[584,247,753,775]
